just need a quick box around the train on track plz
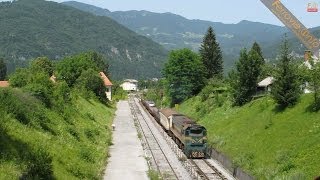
[141,99,208,159]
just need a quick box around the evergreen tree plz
[271,38,301,108]
[163,48,206,105]
[251,42,266,80]
[231,48,262,106]
[251,42,264,64]
[0,58,7,80]
[199,26,223,79]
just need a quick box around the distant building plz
[99,72,113,101]
[50,75,56,83]
[121,79,138,91]
[257,76,274,93]
[0,81,9,88]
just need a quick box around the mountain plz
[62,1,289,69]
[265,27,320,58]
[0,0,168,80]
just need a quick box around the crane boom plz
[260,0,320,58]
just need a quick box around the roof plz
[172,115,195,129]
[159,108,180,118]
[124,79,138,83]
[258,76,274,87]
[99,72,113,86]
[0,81,9,87]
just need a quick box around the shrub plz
[22,148,54,180]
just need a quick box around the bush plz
[75,69,107,103]
[0,88,45,125]
[9,68,30,88]
[22,148,54,180]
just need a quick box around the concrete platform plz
[104,101,149,180]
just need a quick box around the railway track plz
[132,94,234,180]
[128,95,180,180]
[190,159,228,180]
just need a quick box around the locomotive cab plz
[184,125,207,158]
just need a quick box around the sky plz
[2,0,320,28]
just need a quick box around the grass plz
[179,94,320,179]
[0,88,115,179]
[147,169,162,180]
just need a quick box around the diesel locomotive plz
[141,99,207,158]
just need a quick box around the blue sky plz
[3,0,320,27]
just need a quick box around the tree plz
[9,68,30,88]
[76,68,107,103]
[55,52,105,87]
[303,61,320,110]
[311,63,320,110]
[163,49,206,105]
[251,42,264,64]
[0,58,7,80]
[271,38,301,108]
[231,48,262,106]
[199,26,223,79]
[84,51,109,76]
[24,72,54,107]
[30,57,54,76]
[251,42,268,80]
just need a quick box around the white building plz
[121,79,138,91]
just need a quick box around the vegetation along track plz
[190,159,227,180]
[128,95,180,180]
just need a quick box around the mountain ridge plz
[62,1,289,70]
[0,0,168,80]
[63,1,320,67]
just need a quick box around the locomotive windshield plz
[190,129,203,134]
[185,126,206,136]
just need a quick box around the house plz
[0,81,9,88]
[257,76,274,93]
[99,72,113,101]
[121,79,138,91]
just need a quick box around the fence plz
[209,147,255,180]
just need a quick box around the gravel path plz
[103,101,149,180]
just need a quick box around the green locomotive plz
[159,108,207,158]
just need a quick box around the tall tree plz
[199,26,223,79]
[0,58,7,80]
[271,38,301,108]
[251,42,266,80]
[251,42,265,69]
[231,48,262,106]
[251,42,264,63]
[163,49,206,105]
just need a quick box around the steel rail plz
[129,95,180,180]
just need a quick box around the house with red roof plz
[99,72,113,100]
[0,81,9,88]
